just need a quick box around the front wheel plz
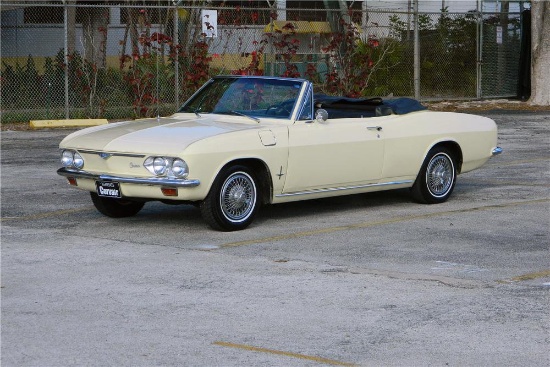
[411,147,457,204]
[200,165,260,231]
[90,192,145,218]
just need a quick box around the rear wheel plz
[90,192,144,218]
[411,147,457,204]
[200,165,259,231]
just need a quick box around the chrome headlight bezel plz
[61,150,74,167]
[73,152,84,169]
[144,156,189,179]
[171,158,189,178]
[153,157,168,175]
[61,149,84,170]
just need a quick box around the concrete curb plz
[29,119,108,129]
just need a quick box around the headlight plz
[144,156,189,178]
[171,159,189,178]
[61,150,84,170]
[73,152,84,169]
[145,157,168,175]
[153,157,168,175]
[61,150,74,167]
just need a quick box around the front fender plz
[183,127,290,200]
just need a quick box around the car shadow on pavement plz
[258,189,413,222]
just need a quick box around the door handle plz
[367,126,382,131]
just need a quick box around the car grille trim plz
[78,150,146,158]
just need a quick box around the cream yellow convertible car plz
[58,76,502,231]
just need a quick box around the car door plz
[282,118,385,194]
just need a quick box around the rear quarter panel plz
[381,111,497,179]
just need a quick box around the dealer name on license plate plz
[96,181,121,198]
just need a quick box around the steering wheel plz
[266,100,294,117]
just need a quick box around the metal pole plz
[407,0,411,41]
[276,0,286,21]
[362,0,368,38]
[413,0,420,99]
[64,2,70,119]
[174,6,179,108]
[476,0,482,98]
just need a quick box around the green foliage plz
[0,8,520,123]
[1,49,131,121]
[422,12,478,96]
[386,10,479,97]
[360,38,414,97]
[0,55,42,110]
[43,55,65,109]
[1,63,18,108]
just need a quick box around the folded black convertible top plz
[314,94,426,118]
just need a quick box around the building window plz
[208,1,271,26]
[24,6,111,25]
[119,7,171,25]
[24,7,64,24]
[286,1,363,22]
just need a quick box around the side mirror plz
[315,109,328,123]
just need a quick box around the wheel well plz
[220,158,273,204]
[432,141,463,173]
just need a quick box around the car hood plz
[60,114,260,155]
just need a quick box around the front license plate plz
[96,181,121,198]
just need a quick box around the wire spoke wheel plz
[411,147,457,204]
[426,154,454,197]
[201,165,260,231]
[220,172,256,222]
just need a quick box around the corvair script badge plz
[98,185,119,197]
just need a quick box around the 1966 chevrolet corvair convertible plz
[58,76,502,231]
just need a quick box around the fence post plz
[413,0,420,99]
[476,0,482,99]
[64,2,70,119]
[174,5,179,109]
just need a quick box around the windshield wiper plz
[230,110,260,123]
[191,107,202,118]
[181,106,201,117]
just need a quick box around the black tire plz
[200,165,260,231]
[411,146,457,204]
[90,192,145,218]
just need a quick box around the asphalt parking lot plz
[1,111,549,366]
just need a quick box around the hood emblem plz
[99,152,112,160]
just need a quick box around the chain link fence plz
[1,1,525,123]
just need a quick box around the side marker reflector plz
[161,187,178,197]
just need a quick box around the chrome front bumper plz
[57,167,200,187]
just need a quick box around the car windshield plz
[179,77,304,119]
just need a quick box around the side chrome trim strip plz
[77,150,146,158]
[492,147,503,156]
[276,180,414,198]
[57,168,200,188]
